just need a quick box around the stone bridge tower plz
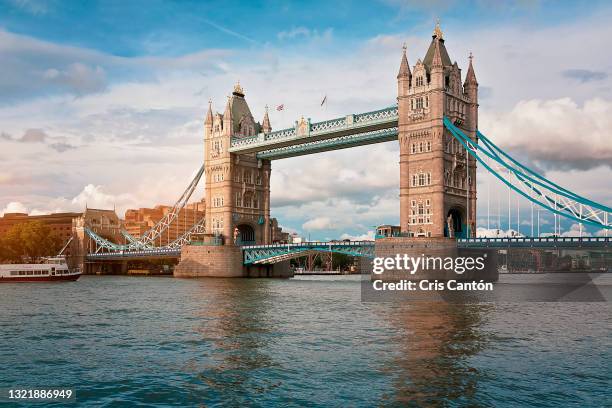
[204,83,272,245]
[397,22,478,238]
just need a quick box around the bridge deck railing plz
[241,240,375,249]
[459,237,609,243]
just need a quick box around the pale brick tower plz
[203,83,272,245]
[398,22,478,238]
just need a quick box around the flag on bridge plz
[320,95,327,107]
[276,104,284,111]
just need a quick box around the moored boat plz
[0,257,81,282]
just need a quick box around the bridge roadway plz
[228,106,399,160]
[86,237,610,264]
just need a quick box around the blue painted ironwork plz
[229,106,398,155]
[86,248,181,260]
[256,127,398,160]
[458,237,610,248]
[242,241,375,265]
[85,216,206,254]
[443,117,611,230]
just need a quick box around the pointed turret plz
[397,44,411,97]
[464,52,478,87]
[223,95,233,136]
[429,32,444,89]
[397,44,411,79]
[205,99,213,125]
[464,53,479,133]
[261,105,271,133]
[431,37,443,68]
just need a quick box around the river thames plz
[1,275,610,407]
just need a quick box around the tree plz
[0,221,61,262]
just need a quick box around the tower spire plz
[431,36,443,68]
[464,52,478,86]
[433,18,444,40]
[397,43,411,79]
[205,98,213,125]
[262,105,271,133]
[223,95,232,135]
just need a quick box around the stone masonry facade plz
[398,22,478,238]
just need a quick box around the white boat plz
[0,257,81,282]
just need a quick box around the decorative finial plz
[265,104,269,112]
[433,19,444,40]
[402,42,407,51]
[233,80,244,95]
[469,52,473,62]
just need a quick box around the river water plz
[0,275,610,407]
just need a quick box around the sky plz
[1,0,611,240]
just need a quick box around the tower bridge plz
[77,22,611,277]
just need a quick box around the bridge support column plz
[174,244,293,278]
[374,237,498,282]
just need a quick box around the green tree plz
[331,253,353,271]
[1,221,61,262]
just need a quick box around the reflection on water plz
[0,275,609,407]
[192,279,280,404]
[379,302,492,407]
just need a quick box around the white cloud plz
[476,227,524,238]
[302,217,334,231]
[481,98,612,170]
[0,201,28,216]
[340,230,375,241]
[2,11,612,240]
[561,223,591,237]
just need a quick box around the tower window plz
[416,98,423,109]
[416,76,423,87]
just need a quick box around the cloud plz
[0,28,228,104]
[1,128,47,143]
[0,201,28,216]
[562,69,608,83]
[2,9,612,240]
[561,223,591,237]
[278,27,311,40]
[21,128,47,143]
[48,142,77,152]
[43,63,107,95]
[481,98,612,171]
[277,27,333,42]
[302,217,334,231]
[7,0,49,15]
[476,227,524,238]
[340,230,375,241]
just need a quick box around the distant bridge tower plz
[204,83,272,245]
[397,22,478,238]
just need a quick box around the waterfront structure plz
[204,83,272,245]
[74,22,610,277]
[0,211,80,245]
[397,22,478,238]
[124,201,206,247]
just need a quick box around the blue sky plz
[1,0,611,239]
[1,0,606,58]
